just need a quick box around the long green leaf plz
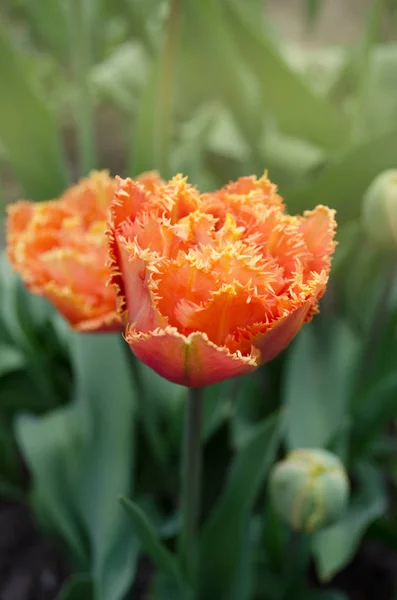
[71,333,138,600]
[16,333,139,600]
[15,406,89,566]
[198,414,280,599]
[286,128,397,223]
[130,61,161,176]
[283,318,359,450]
[121,497,185,586]
[0,24,69,199]
[179,0,263,169]
[223,0,349,150]
[352,372,397,454]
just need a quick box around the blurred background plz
[2,0,397,216]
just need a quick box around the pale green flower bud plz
[269,448,349,533]
[362,169,397,249]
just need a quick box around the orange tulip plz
[7,170,164,332]
[107,173,337,387]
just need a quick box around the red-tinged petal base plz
[125,325,259,387]
[251,302,312,362]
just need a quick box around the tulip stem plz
[283,530,309,598]
[179,386,204,583]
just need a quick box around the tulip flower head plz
[108,173,336,387]
[7,171,164,332]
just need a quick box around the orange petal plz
[77,310,122,332]
[228,300,316,362]
[125,325,259,387]
[119,212,189,259]
[175,283,270,346]
[112,177,152,227]
[7,201,34,234]
[42,281,108,329]
[299,205,337,274]
[158,175,200,222]
[136,170,165,192]
[115,236,166,330]
[218,173,282,205]
[153,258,216,325]
[251,302,312,362]
[40,247,110,297]
[62,170,115,219]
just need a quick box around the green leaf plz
[351,372,397,454]
[91,42,150,113]
[70,333,139,600]
[15,406,89,566]
[285,128,397,223]
[259,125,326,188]
[56,574,94,600]
[198,413,280,599]
[16,0,69,62]
[331,221,362,280]
[0,255,68,410]
[16,334,139,600]
[202,380,233,442]
[0,23,69,199]
[121,497,185,586]
[339,238,386,332]
[283,318,359,450]
[223,0,349,150]
[120,0,163,54]
[151,571,187,600]
[179,0,263,168]
[171,103,220,191]
[231,372,269,449]
[365,44,397,136]
[0,344,25,378]
[130,61,161,175]
[312,463,386,581]
[136,360,186,457]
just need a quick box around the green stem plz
[68,0,96,175]
[157,0,182,178]
[283,530,309,599]
[178,386,204,584]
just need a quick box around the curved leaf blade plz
[121,497,185,587]
[198,414,280,599]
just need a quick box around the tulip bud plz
[269,449,349,533]
[362,169,397,249]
